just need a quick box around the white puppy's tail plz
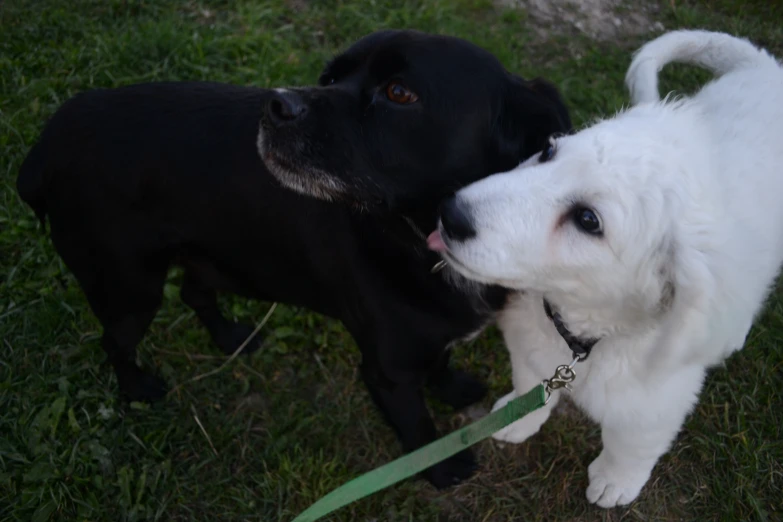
[625,30,778,104]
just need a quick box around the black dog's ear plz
[524,77,572,136]
[493,75,572,169]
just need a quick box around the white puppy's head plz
[430,107,714,337]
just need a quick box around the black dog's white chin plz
[265,154,347,202]
[257,130,347,203]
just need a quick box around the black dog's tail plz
[17,136,50,228]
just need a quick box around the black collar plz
[543,299,599,360]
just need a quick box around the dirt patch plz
[501,0,665,42]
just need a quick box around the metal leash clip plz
[542,355,583,404]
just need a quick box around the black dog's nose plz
[439,196,476,241]
[266,90,308,125]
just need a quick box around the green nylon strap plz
[291,383,547,522]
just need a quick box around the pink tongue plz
[427,230,448,252]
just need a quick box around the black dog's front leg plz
[426,349,488,410]
[359,358,477,489]
[180,270,264,355]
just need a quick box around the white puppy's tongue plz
[427,230,448,252]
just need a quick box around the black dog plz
[17,30,570,488]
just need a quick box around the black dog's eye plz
[539,143,556,162]
[573,207,602,236]
[385,82,418,104]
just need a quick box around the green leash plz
[291,384,547,522]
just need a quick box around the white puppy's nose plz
[439,195,476,241]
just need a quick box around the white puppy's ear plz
[647,239,714,373]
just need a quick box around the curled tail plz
[625,30,778,105]
[17,138,49,227]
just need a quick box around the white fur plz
[442,30,783,507]
[256,123,349,202]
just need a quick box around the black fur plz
[17,30,571,489]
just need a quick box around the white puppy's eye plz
[573,207,603,236]
[539,143,556,162]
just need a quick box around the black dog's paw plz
[430,369,488,411]
[422,448,478,489]
[214,322,264,355]
[119,371,168,403]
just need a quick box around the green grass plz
[1,0,782,520]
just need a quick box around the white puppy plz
[428,30,783,507]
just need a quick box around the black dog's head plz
[258,30,571,210]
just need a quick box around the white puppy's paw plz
[491,391,543,444]
[586,450,649,508]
